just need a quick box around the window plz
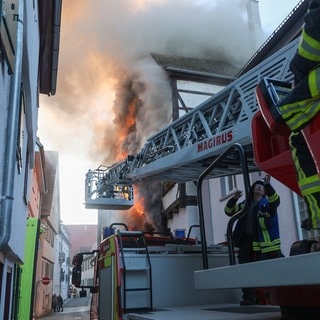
[60,269,65,282]
[220,175,236,199]
[42,260,54,278]
[42,222,55,247]
[4,267,12,319]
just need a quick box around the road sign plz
[41,276,50,285]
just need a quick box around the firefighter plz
[224,175,282,305]
[278,0,320,230]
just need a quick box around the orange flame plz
[124,190,146,231]
[133,196,144,216]
[114,98,139,161]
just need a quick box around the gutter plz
[163,66,234,84]
[0,0,24,250]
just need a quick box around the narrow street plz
[37,296,90,320]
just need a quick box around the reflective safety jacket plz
[279,0,320,131]
[224,184,281,254]
[252,197,281,253]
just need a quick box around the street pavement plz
[37,295,90,319]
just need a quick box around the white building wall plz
[82,254,95,286]
[53,226,71,300]
[1,0,41,261]
[207,178,231,244]
[0,76,10,193]
[60,235,71,300]
[53,234,61,295]
[168,206,200,240]
[178,81,224,117]
[0,1,42,318]
[165,182,201,240]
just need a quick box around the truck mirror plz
[72,253,83,266]
[90,286,98,294]
[71,266,82,287]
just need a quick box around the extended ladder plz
[85,38,299,209]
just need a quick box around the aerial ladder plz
[84,0,311,211]
[85,38,298,210]
[83,1,320,318]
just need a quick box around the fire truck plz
[73,1,320,319]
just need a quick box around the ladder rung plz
[126,267,150,271]
[122,248,147,252]
[119,231,144,236]
[126,287,151,292]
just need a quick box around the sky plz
[38,0,301,225]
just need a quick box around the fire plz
[125,99,138,128]
[126,208,145,231]
[133,195,145,216]
[123,190,147,231]
[113,94,141,162]
[115,151,128,163]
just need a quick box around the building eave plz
[38,0,62,96]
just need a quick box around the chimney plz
[247,0,262,48]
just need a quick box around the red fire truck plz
[73,2,320,319]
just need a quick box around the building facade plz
[0,1,62,318]
[53,224,71,301]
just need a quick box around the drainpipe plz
[0,1,24,250]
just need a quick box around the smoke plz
[38,0,259,227]
[136,180,163,230]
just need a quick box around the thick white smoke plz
[38,0,260,226]
[40,0,258,159]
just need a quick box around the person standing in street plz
[57,295,63,312]
[52,294,58,312]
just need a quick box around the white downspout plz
[0,0,24,249]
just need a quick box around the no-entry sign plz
[42,276,50,285]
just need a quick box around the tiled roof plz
[152,53,239,78]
